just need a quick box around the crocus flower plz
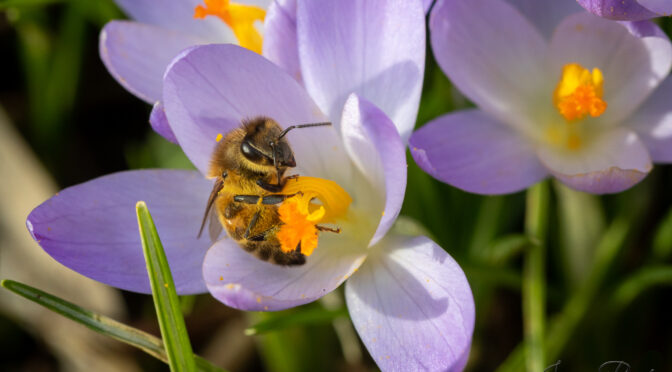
[410,0,672,194]
[29,0,475,370]
[577,0,672,20]
[100,0,271,142]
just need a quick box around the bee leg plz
[256,179,283,193]
[247,225,280,242]
[243,211,261,240]
[233,195,261,204]
[316,225,341,234]
[260,193,302,205]
[234,193,301,205]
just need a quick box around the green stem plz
[522,181,549,372]
[496,216,630,372]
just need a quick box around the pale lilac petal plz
[430,0,547,134]
[505,0,583,39]
[629,76,672,162]
[114,0,234,43]
[100,21,202,103]
[150,102,178,144]
[549,14,672,125]
[163,44,350,183]
[26,170,214,294]
[345,235,475,372]
[577,0,659,20]
[203,232,367,311]
[638,0,672,14]
[297,0,425,141]
[538,128,652,194]
[409,109,548,195]
[341,95,406,247]
[263,0,301,83]
[622,19,668,38]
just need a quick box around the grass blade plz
[0,279,225,372]
[136,201,197,372]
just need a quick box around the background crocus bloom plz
[100,0,271,142]
[410,0,672,195]
[29,0,474,370]
[578,0,672,21]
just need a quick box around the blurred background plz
[1,1,672,371]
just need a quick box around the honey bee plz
[199,117,331,266]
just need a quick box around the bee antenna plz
[276,122,331,141]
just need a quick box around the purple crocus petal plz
[422,0,434,13]
[345,235,475,372]
[203,232,367,311]
[163,44,349,182]
[100,20,202,103]
[113,0,234,43]
[505,0,583,40]
[297,0,425,141]
[409,109,548,195]
[576,0,659,20]
[538,128,652,194]
[341,94,406,247]
[27,170,214,294]
[263,0,301,83]
[150,102,178,144]
[637,0,672,14]
[430,0,546,133]
[549,14,672,125]
[630,76,672,162]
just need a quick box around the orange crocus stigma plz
[276,176,352,257]
[553,63,607,122]
[194,0,265,54]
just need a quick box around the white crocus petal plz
[505,0,584,40]
[629,76,672,162]
[548,13,672,125]
[537,128,652,194]
[430,0,548,138]
[341,95,407,247]
[346,234,475,372]
[203,218,368,311]
[297,0,426,141]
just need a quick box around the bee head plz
[240,118,296,169]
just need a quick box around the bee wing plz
[208,210,224,242]
[198,177,224,239]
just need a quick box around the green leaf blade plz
[136,201,197,372]
[1,280,226,371]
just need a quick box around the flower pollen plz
[276,177,352,257]
[194,0,265,54]
[554,63,607,122]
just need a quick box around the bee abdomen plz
[272,250,306,266]
[241,241,306,266]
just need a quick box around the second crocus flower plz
[410,0,672,195]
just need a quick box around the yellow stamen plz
[193,0,265,54]
[553,63,607,122]
[276,177,352,257]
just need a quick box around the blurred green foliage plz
[1,1,672,371]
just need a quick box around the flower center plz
[553,63,607,122]
[547,63,608,150]
[276,176,352,257]
[194,0,265,54]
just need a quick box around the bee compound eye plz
[240,140,262,161]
